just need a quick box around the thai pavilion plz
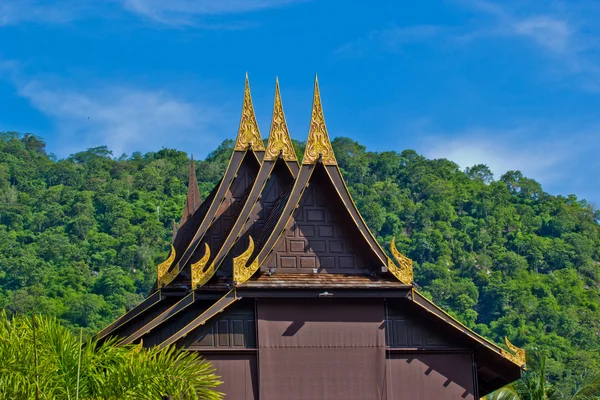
[98,75,524,399]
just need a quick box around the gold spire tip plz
[302,75,336,165]
[234,74,265,151]
[265,77,296,161]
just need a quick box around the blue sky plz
[1,0,600,204]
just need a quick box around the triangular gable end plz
[135,80,303,347]
[197,78,300,288]
[163,73,266,288]
[99,75,266,342]
[234,76,409,285]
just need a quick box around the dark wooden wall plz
[161,298,479,399]
[257,298,386,400]
[222,160,294,275]
[385,353,475,400]
[179,301,256,350]
[263,176,373,273]
[190,153,259,266]
[203,354,258,400]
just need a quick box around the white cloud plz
[0,0,90,25]
[415,124,600,203]
[421,130,569,183]
[460,0,600,90]
[18,81,225,157]
[513,16,571,53]
[121,0,305,23]
[0,0,305,26]
[335,25,442,57]
[463,0,574,54]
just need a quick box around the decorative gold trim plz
[234,73,265,151]
[157,289,238,349]
[191,243,212,289]
[233,236,259,285]
[265,78,297,162]
[302,76,336,165]
[502,337,526,367]
[157,245,176,287]
[388,237,413,284]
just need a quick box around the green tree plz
[0,312,223,399]
[486,350,600,400]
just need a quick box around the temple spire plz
[234,73,265,151]
[180,155,201,226]
[171,220,178,243]
[264,77,297,162]
[302,75,336,165]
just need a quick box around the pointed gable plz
[264,78,297,163]
[263,166,376,273]
[171,156,203,266]
[235,76,398,284]
[235,73,265,151]
[156,75,265,289]
[196,78,299,286]
[171,76,265,285]
[302,75,336,165]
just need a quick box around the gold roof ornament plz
[264,78,297,161]
[234,73,265,151]
[387,237,413,285]
[502,337,526,368]
[302,75,337,165]
[233,236,259,286]
[157,245,177,287]
[190,243,212,289]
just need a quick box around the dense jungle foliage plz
[1,131,599,394]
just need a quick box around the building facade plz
[98,76,524,399]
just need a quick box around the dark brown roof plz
[242,273,409,289]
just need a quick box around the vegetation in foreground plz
[0,312,222,399]
[487,350,600,400]
[0,132,599,395]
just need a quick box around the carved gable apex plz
[302,76,336,165]
[234,73,265,151]
[265,78,297,162]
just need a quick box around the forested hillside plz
[1,132,599,392]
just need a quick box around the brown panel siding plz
[180,300,256,350]
[257,298,386,400]
[385,306,461,348]
[203,353,258,399]
[263,172,373,273]
[386,353,475,400]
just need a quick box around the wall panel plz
[203,353,258,400]
[258,299,386,400]
[386,353,475,400]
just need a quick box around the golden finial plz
[387,237,413,284]
[233,236,259,285]
[264,77,297,161]
[190,243,212,289]
[302,75,337,165]
[157,245,177,287]
[502,337,526,368]
[234,73,265,151]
